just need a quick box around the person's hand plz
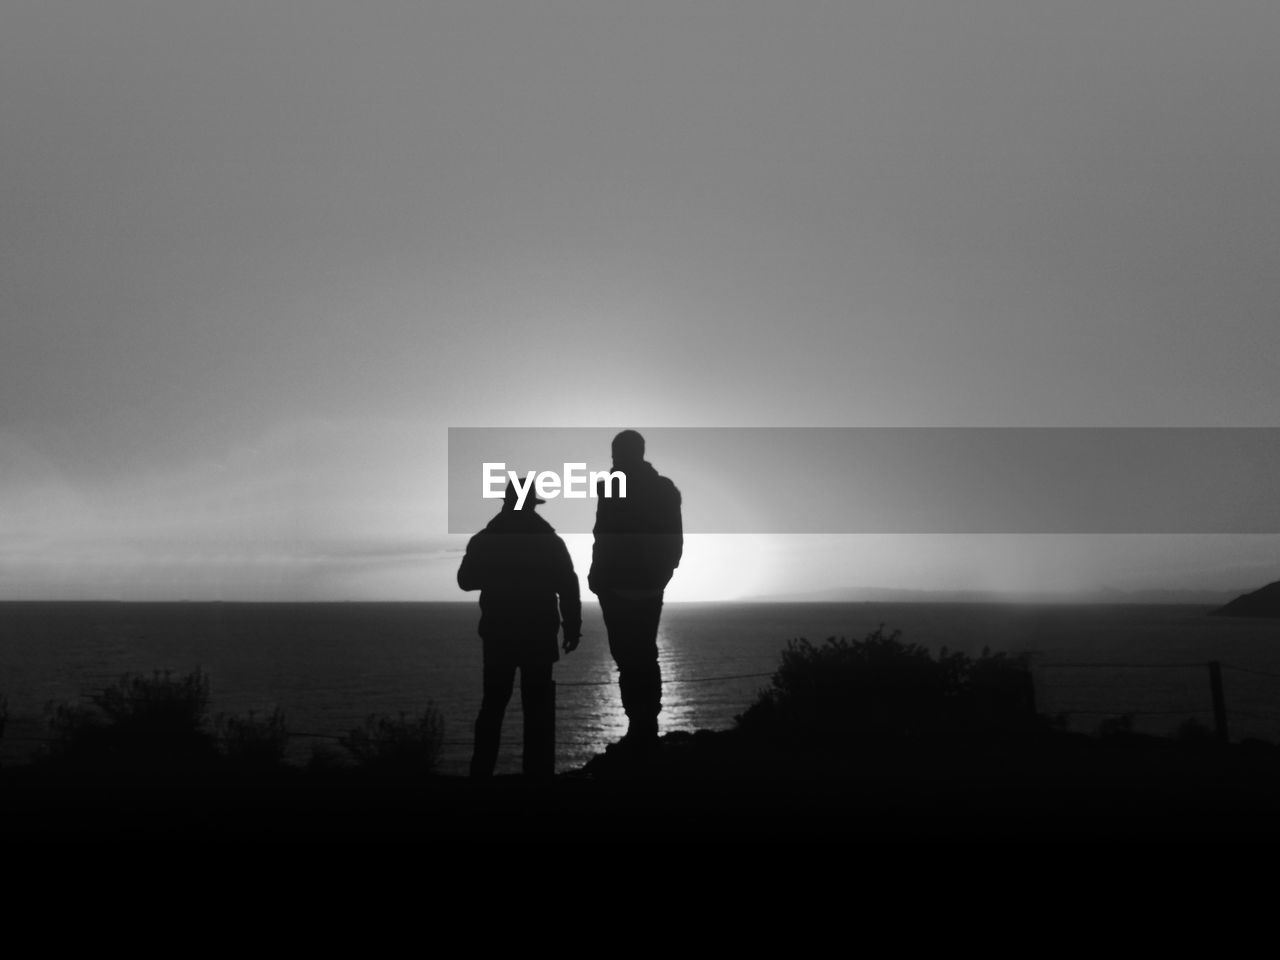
[562,632,581,654]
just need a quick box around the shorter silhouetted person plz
[459,481,582,779]
[589,430,682,750]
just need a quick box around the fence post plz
[1208,660,1229,745]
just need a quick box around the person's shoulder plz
[510,509,558,534]
[475,511,515,536]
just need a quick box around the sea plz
[2,601,1279,775]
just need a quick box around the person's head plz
[611,429,645,469]
[502,480,545,511]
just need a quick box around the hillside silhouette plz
[1212,580,1280,618]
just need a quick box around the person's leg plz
[628,594,663,741]
[471,649,516,779]
[519,657,556,779]
[601,592,664,742]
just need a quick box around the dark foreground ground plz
[7,727,1280,844]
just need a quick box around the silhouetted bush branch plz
[44,669,218,766]
[216,707,290,768]
[736,625,1038,746]
[98,667,210,725]
[338,709,445,773]
[37,666,451,775]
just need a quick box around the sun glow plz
[561,533,778,603]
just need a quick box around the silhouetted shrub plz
[216,707,290,768]
[45,702,105,759]
[98,668,209,724]
[338,708,445,773]
[737,625,1038,745]
[44,669,218,766]
[307,743,352,772]
[1097,713,1135,738]
[1176,717,1215,744]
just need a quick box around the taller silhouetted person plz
[589,430,683,751]
[459,481,582,780]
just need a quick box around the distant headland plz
[1212,580,1280,618]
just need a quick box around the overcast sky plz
[3,2,1278,600]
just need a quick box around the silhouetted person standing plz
[589,430,682,750]
[459,481,582,779]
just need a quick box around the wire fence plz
[1028,659,1280,740]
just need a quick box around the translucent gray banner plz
[448,428,1280,534]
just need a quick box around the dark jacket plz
[458,506,582,661]
[588,460,683,593]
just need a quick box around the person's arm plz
[662,482,683,579]
[587,479,612,595]
[456,534,485,591]
[555,536,583,652]
[671,487,683,570]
